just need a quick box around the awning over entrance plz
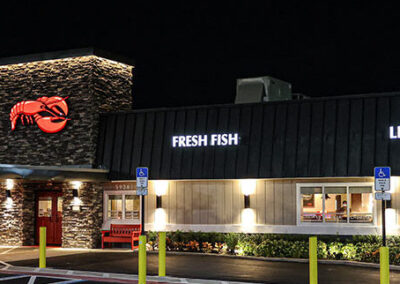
[0,164,109,181]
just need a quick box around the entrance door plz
[36,192,63,245]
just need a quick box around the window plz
[104,191,140,221]
[108,195,123,219]
[298,183,374,224]
[125,195,140,219]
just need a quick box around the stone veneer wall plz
[0,56,132,166]
[62,182,103,248]
[0,181,103,248]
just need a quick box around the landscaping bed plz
[147,231,400,265]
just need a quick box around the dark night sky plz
[1,2,400,108]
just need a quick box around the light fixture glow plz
[240,179,256,196]
[154,208,167,231]
[6,179,14,190]
[71,181,82,190]
[154,180,169,196]
[241,208,255,231]
[386,208,397,234]
[390,176,400,193]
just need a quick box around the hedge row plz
[147,231,400,265]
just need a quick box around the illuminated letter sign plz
[10,96,69,133]
[390,126,400,139]
[172,133,239,147]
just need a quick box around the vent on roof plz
[235,76,292,104]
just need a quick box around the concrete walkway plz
[2,247,400,283]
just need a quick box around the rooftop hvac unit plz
[235,76,292,104]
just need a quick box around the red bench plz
[101,224,141,250]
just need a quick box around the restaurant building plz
[1,49,400,249]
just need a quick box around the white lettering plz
[389,126,400,139]
[229,133,239,145]
[171,133,239,147]
[191,135,198,147]
[210,134,218,146]
[221,134,228,145]
[199,135,207,146]
[172,136,179,147]
[178,136,186,147]
[186,135,192,147]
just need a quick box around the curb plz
[153,250,400,271]
[0,265,258,284]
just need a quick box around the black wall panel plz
[97,93,400,180]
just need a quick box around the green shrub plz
[147,232,400,265]
[225,233,239,254]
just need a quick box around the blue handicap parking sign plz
[374,167,390,179]
[136,167,148,178]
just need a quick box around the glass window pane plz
[349,187,372,194]
[57,197,63,217]
[324,187,347,223]
[38,197,52,217]
[301,187,323,222]
[325,187,347,194]
[301,187,322,194]
[108,195,123,219]
[125,195,140,219]
[350,189,373,223]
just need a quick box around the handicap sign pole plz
[374,167,391,247]
[137,167,149,284]
[136,167,149,235]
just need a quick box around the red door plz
[36,192,63,245]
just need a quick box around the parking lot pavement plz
[2,247,400,283]
[0,272,110,283]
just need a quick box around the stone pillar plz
[62,182,103,248]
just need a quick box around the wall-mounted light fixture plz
[71,181,82,210]
[240,179,256,208]
[154,180,169,231]
[244,195,250,208]
[5,179,14,209]
[156,196,162,209]
[154,180,168,209]
[6,179,14,190]
[240,179,256,231]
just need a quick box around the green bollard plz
[39,227,46,268]
[309,236,318,284]
[138,235,147,284]
[159,232,166,277]
[380,247,390,284]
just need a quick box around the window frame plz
[296,182,376,227]
[103,190,141,225]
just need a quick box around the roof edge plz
[0,47,135,67]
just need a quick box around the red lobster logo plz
[10,96,69,133]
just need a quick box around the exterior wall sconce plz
[5,179,14,208]
[154,180,168,209]
[154,180,169,231]
[240,179,256,209]
[156,195,162,209]
[71,181,82,211]
[244,195,250,208]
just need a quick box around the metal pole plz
[141,195,145,235]
[382,200,386,247]
[39,227,46,268]
[138,235,147,284]
[309,236,318,284]
[159,232,166,277]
